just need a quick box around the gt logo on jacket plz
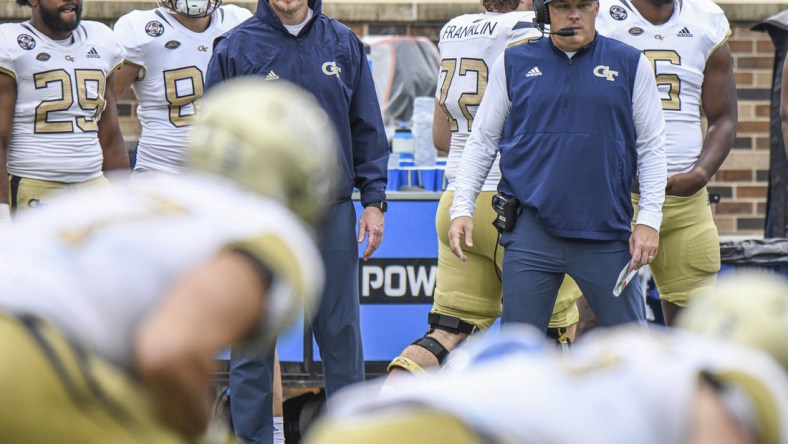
[593,65,619,81]
[322,61,341,77]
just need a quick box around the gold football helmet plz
[188,78,340,230]
[678,271,788,371]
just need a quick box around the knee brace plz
[386,335,451,376]
[387,314,478,375]
[420,313,478,364]
[427,313,477,336]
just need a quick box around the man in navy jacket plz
[449,0,666,333]
[206,0,389,442]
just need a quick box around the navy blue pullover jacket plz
[499,34,641,241]
[205,0,388,206]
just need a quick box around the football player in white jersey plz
[305,272,788,444]
[0,78,339,442]
[111,3,296,441]
[113,0,252,174]
[0,0,130,222]
[386,0,583,382]
[596,0,737,325]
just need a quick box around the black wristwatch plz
[364,200,388,213]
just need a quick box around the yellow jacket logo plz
[593,65,618,82]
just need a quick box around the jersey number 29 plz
[34,68,106,133]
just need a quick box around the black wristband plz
[363,200,388,213]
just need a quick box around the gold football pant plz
[632,188,720,306]
[9,174,109,215]
[0,314,205,444]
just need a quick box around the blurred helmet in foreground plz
[678,272,788,371]
[157,0,221,18]
[188,78,340,229]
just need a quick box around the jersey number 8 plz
[163,66,204,127]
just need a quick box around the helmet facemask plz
[158,0,221,18]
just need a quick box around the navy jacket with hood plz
[205,0,388,206]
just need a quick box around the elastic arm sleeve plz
[632,54,667,231]
[450,53,510,220]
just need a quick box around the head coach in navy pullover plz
[205,0,389,442]
[449,0,666,335]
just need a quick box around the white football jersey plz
[113,5,252,174]
[0,173,323,369]
[436,11,540,191]
[597,0,731,176]
[0,21,125,182]
[327,327,788,443]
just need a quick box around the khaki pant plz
[632,188,720,306]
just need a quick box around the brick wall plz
[711,25,775,235]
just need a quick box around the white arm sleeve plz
[450,53,511,219]
[632,54,667,231]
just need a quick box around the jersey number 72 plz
[437,58,489,132]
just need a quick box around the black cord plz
[494,231,502,282]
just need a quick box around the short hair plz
[482,0,521,12]
[16,0,31,6]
